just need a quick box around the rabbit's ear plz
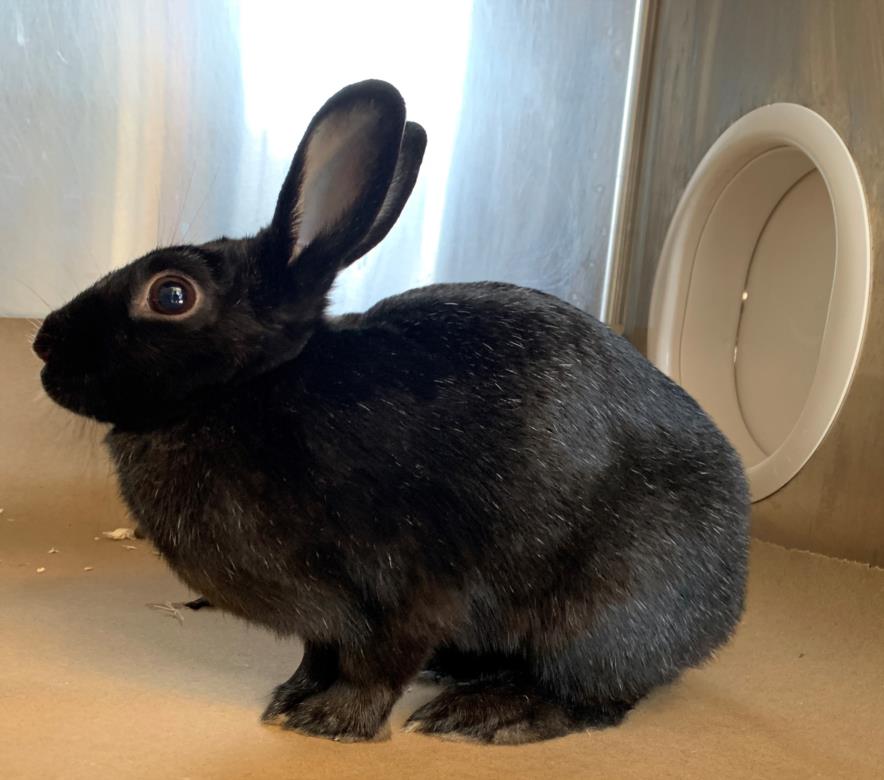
[268,80,408,273]
[339,121,427,268]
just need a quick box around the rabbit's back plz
[325,281,744,496]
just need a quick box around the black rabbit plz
[34,80,749,744]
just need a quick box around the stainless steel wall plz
[0,0,634,318]
[621,0,884,565]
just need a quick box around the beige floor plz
[2,318,883,779]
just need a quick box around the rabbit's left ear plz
[268,80,419,277]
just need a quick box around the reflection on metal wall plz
[0,0,634,318]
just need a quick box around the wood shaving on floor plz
[102,528,136,541]
[146,601,184,625]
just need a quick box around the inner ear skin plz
[269,82,407,275]
[291,105,389,259]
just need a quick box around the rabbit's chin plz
[40,365,111,422]
[39,365,176,431]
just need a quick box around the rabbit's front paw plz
[281,683,394,742]
[262,672,333,725]
[262,642,339,724]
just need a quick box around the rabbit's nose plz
[33,329,53,362]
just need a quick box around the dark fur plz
[35,80,749,744]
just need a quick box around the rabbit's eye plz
[148,276,197,316]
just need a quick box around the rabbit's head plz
[34,81,425,429]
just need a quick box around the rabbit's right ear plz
[266,80,409,292]
[338,120,427,268]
